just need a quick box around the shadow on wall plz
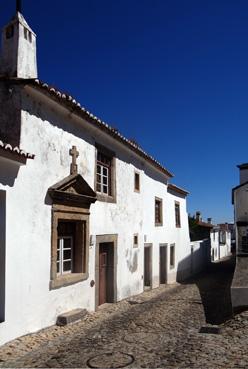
[0,160,20,187]
[179,254,235,325]
[176,239,211,282]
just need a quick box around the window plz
[28,30,32,43]
[24,27,28,39]
[170,244,175,269]
[134,171,140,192]
[95,145,116,202]
[6,25,14,39]
[50,213,89,290]
[175,202,181,228]
[133,234,138,248]
[155,197,163,226]
[219,231,226,245]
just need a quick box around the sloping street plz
[1,256,246,368]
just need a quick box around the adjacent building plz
[231,163,248,310]
[0,10,192,345]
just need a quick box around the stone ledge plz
[56,308,88,326]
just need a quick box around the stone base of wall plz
[231,256,248,310]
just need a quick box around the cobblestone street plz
[1,256,247,368]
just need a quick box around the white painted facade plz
[0,12,191,345]
[210,229,231,261]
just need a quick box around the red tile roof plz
[0,140,35,162]
[168,183,189,196]
[27,79,174,178]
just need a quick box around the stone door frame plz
[95,234,118,308]
[144,243,153,290]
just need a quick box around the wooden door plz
[99,242,114,305]
[144,246,151,287]
[159,245,167,284]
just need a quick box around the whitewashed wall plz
[0,86,190,345]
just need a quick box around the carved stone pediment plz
[48,173,97,208]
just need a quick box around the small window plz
[170,244,175,269]
[155,197,163,226]
[28,30,32,43]
[6,25,14,39]
[95,145,116,202]
[219,231,226,244]
[175,202,181,228]
[24,27,28,39]
[134,172,140,192]
[96,151,112,195]
[133,234,138,248]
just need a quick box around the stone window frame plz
[95,144,116,203]
[170,243,175,270]
[134,170,140,193]
[155,197,163,227]
[50,204,89,290]
[175,201,181,228]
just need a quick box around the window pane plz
[63,238,72,249]
[103,176,107,185]
[57,250,60,262]
[57,262,60,274]
[103,167,108,176]
[96,183,101,192]
[103,185,108,194]
[97,174,101,183]
[63,260,72,272]
[63,249,71,260]
[97,164,101,174]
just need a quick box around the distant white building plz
[0,9,192,345]
[210,226,231,262]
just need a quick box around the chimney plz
[196,211,201,222]
[207,218,212,224]
[237,163,248,185]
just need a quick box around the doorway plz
[144,244,152,288]
[159,244,167,284]
[99,242,114,305]
[95,234,117,308]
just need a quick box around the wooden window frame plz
[170,243,175,269]
[134,171,140,193]
[175,201,181,228]
[50,205,89,290]
[155,197,163,227]
[95,144,116,203]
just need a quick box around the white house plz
[231,163,248,310]
[0,10,192,345]
[210,226,231,262]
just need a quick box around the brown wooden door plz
[99,243,114,306]
[144,246,151,287]
[160,246,167,284]
[99,249,107,305]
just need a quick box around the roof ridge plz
[28,79,174,178]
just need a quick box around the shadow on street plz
[181,255,236,325]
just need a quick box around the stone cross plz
[16,0,22,13]
[69,146,79,175]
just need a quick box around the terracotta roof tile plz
[168,183,189,196]
[0,140,35,160]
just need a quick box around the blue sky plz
[1,0,248,223]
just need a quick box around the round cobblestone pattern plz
[0,256,245,368]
